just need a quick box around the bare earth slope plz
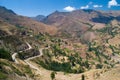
[0,6,57,35]
[42,10,120,36]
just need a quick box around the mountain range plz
[0,6,57,35]
[29,10,120,38]
[42,10,120,34]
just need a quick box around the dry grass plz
[96,65,120,80]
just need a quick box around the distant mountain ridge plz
[41,9,120,37]
[0,6,16,15]
[43,9,120,24]
[30,15,45,22]
[0,6,57,35]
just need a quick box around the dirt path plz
[12,52,19,64]
[24,47,49,75]
[25,48,44,61]
[12,41,50,77]
[12,42,32,64]
[24,48,44,75]
[23,47,50,80]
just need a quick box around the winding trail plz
[24,42,32,51]
[24,48,44,75]
[12,42,32,64]
[24,47,49,74]
[12,52,19,64]
[25,48,44,61]
[12,42,49,75]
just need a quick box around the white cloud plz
[108,0,120,8]
[63,6,76,12]
[80,5,89,9]
[93,5,103,8]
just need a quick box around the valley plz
[0,6,120,80]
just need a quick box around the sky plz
[0,0,120,17]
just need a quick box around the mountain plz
[43,10,120,24]
[30,15,45,22]
[42,9,120,37]
[0,6,57,35]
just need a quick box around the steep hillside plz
[0,58,38,80]
[42,10,120,37]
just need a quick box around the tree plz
[0,48,12,61]
[50,72,55,80]
[81,74,85,80]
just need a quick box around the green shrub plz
[24,66,33,77]
[81,74,85,80]
[0,71,7,79]
[0,48,12,61]
[96,64,103,69]
[50,72,55,80]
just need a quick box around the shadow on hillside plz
[91,16,120,24]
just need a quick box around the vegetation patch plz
[0,71,7,79]
[0,48,12,61]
